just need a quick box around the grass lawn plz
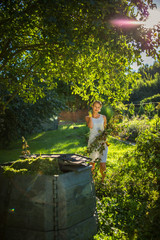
[0,123,135,165]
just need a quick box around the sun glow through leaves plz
[110,8,160,29]
[110,19,142,28]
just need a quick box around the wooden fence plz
[59,109,88,123]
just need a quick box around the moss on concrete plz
[1,157,62,176]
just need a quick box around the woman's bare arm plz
[103,115,107,128]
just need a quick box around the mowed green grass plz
[0,123,135,164]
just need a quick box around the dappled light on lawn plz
[0,124,135,165]
[30,132,46,140]
[107,137,135,166]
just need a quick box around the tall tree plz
[0,0,159,112]
[138,61,160,79]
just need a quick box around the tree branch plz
[1,58,40,113]
[0,43,45,71]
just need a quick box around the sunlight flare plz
[110,19,142,28]
[110,8,160,29]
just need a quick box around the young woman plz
[85,100,108,182]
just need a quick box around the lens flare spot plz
[9,208,15,213]
[110,8,160,29]
[110,19,141,28]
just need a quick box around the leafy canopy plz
[0,0,159,112]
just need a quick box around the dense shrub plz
[100,105,115,123]
[0,90,65,147]
[128,102,135,118]
[94,123,160,239]
[141,93,160,104]
[129,72,160,104]
[118,115,150,142]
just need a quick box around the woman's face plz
[92,103,101,113]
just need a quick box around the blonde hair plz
[92,100,102,107]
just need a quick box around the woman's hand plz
[85,112,93,128]
[88,111,92,118]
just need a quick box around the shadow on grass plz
[28,124,88,153]
[0,124,135,164]
[0,124,89,164]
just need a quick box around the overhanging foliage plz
[0,0,159,112]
